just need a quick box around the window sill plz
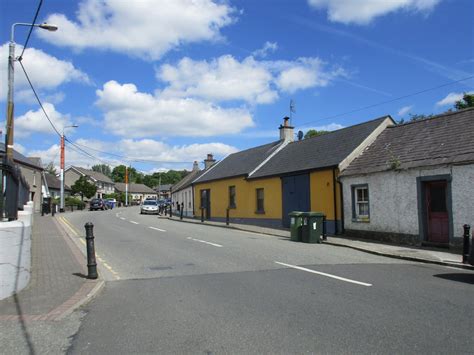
[255,210,265,215]
[352,217,370,223]
[228,206,236,210]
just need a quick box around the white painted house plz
[171,155,216,217]
[339,108,474,248]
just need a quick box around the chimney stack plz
[279,116,294,142]
[192,161,199,171]
[204,154,216,169]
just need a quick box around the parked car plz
[90,198,108,211]
[105,198,116,209]
[140,200,159,215]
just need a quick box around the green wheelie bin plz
[301,212,325,243]
[289,211,304,242]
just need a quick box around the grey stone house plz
[64,166,115,199]
[339,108,474,247]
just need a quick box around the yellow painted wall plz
[310,169,341,220]
[194,176,282,219]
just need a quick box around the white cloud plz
[117,139,238,163]
[0,43,89,101]
[157,55,346,103]
[398,105,413,116]
[15,103,74,137]
[39,0,235,60]
[274,57,346,93]
[252,41,278,58]
[28,138,238,171]
[308,0,441,25]
[436,91,473,106]
[14,143,27,155]
[157,55,278,104]
[96,80,254,138]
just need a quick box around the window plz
[352,185,369,221]
[256,188,264,213]
[228,186,236,208]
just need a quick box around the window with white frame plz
[352,185,369,220]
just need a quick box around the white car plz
[140,200,159,215]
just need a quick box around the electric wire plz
[297,75,474,128]
[18,0,43,61]
[18,60,61,137]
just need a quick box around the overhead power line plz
[18,60,61,137]
[297,75,474,128]
[19,0,43,60]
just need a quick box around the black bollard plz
[180,206,183,220]
[84,222,98,279]
[71,205,74,212]
[41,204,44,216]
[201,207,204,222]
[463,224,470,264]
[52,204,55,217]
[226,208,229,226]
[169,205,172,218]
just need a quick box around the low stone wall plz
[0,201,33,300]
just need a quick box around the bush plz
[65,196,86,209]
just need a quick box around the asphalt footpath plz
[164,214,474,271]
[0,214,103,322]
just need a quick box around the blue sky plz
[1,0,473,173]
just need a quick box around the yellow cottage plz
[193,116,394,234]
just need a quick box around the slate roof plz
[45,173,71,191]
[340,108,474,177]
[72,166,114,183]
[0,143,43,170]
[194,140,284,183]
[248,116,391,179]
[171,169,204,193]
[115,183,156,194]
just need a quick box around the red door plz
[425,181,449,243]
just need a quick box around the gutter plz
[332,168,338,234]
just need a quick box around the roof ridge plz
[297,114,393,143]
[390,108,474,128]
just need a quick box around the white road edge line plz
[187,237,223,248]
[149,227,166,232]
[120,217,126,220]
[274,261,372,287]
[130,221,139,225]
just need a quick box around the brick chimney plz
[204,154,216,169]
[279,116,294,142]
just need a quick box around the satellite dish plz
[297,130,304,141]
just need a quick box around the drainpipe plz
[332,168,338,234]
[337,178,345,234]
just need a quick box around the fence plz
[0,157,30,221]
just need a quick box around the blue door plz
[282,174,310,228]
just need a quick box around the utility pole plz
[59,125,77,212]
[4,22,57,218]
[125,166,129,207]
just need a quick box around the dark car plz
[89,198,108,211]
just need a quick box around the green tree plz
[71,176,97,201]
[44,161,57,175]
[304,129,328,139]
[143,175,159,189]
[454,93,474,110]
[92,164,112,178]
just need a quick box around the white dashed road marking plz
[130,221,139,225]
[149,227,166,232]
[275,261,372,287]
[187,237,223,248]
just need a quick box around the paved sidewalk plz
[0,215,102,321]
[165,215,474,270]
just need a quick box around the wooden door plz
[425,181,449,243]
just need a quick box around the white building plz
[171,155,216,217]
[339,108,474,248]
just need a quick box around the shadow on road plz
[72,272,89,279]
[433,273,474,284]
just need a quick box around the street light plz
[60,125,78,212]
[3,22,57,218]
[5,22,58,160]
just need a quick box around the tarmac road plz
[64,207,474,354]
